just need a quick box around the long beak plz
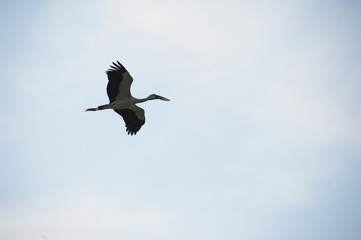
[155,95,170,101]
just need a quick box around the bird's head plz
[149,94,170,101]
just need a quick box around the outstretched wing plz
[114,105,145,135]
[106,61,133,103]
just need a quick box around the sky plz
[0,0,361,239]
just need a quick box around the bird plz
[86,61,170,135]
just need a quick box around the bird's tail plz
[85,107,98,111]
[85,104,111,111]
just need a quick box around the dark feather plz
[106,61,129,103]
[113,109,145,135]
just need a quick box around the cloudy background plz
[1,0,361,239]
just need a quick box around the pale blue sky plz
[1,0,361,239]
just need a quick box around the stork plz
[86,61,170,135]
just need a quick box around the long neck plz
[134,95,154,104]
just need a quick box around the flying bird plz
[86,61,170,135]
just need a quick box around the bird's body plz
[86,61,169,135]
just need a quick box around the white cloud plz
[0,189,173,240]
[1,1,361,240]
